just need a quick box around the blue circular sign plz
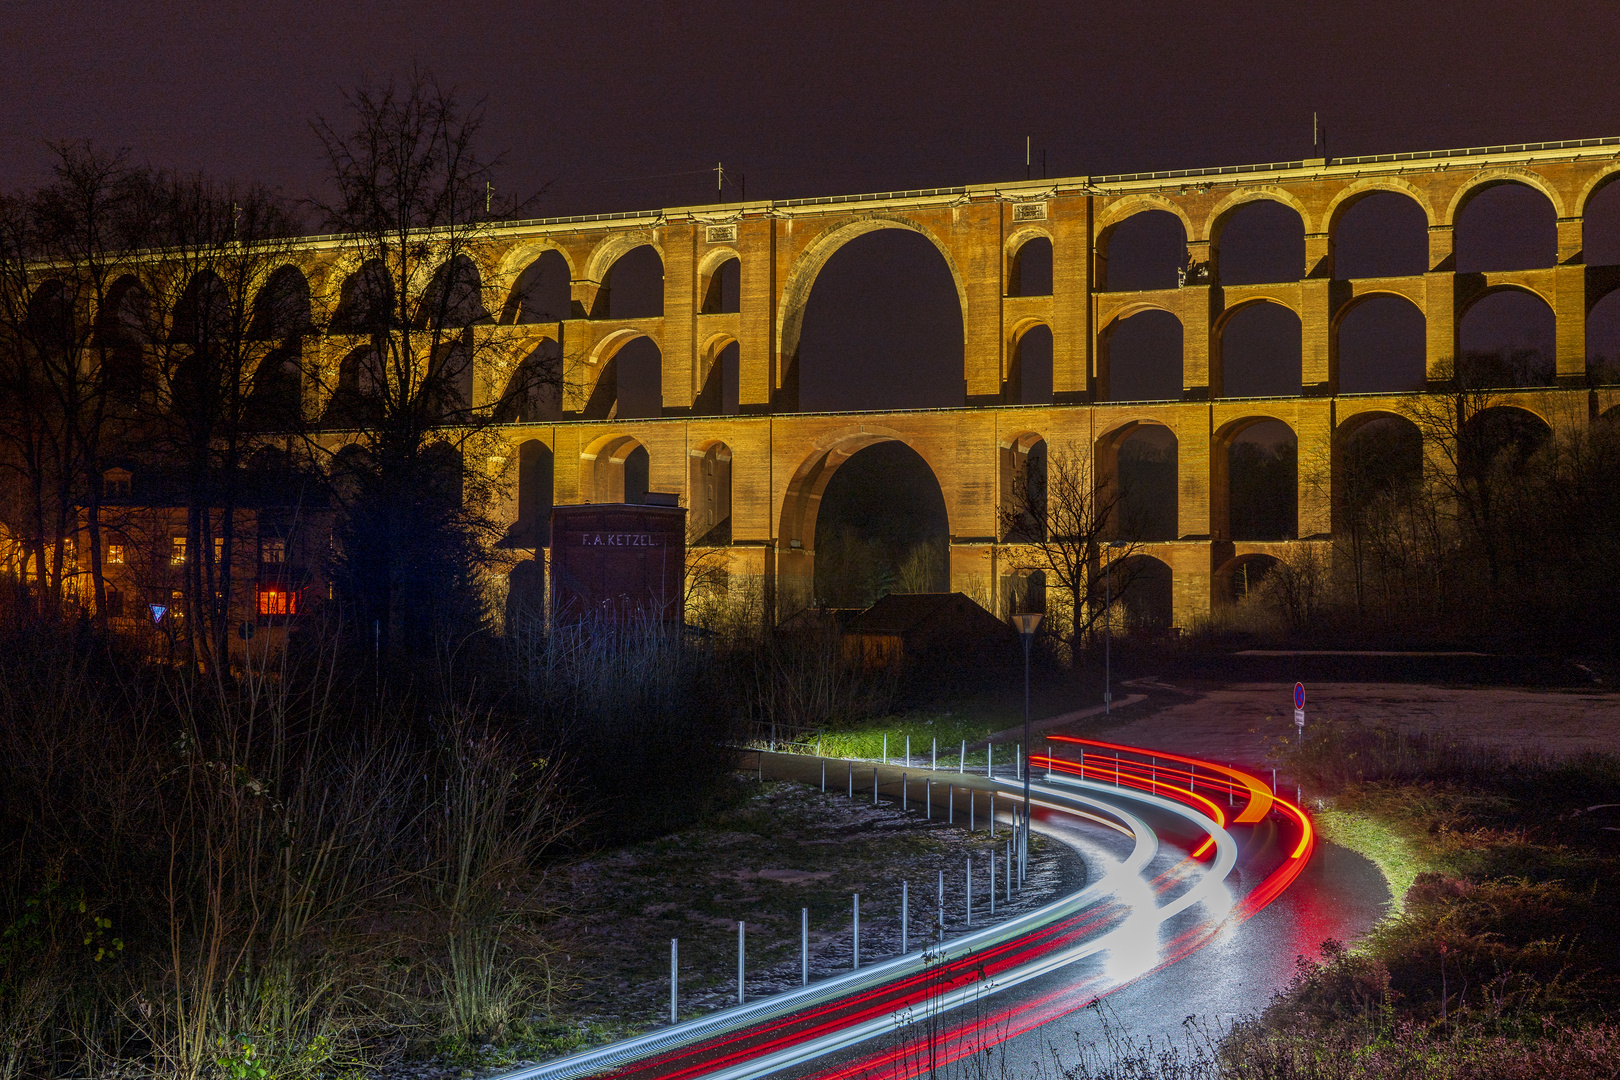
[1294,682,1305,710]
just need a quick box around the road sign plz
[1293,682,1305,710]
[1294,708,1305,728]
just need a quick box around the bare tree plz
[997,440,1143,659]
[307,71,555,656]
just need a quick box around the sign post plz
[1293,682,1306,746]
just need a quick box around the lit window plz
[106,543,125,565]
[260,537,286,564]
[257,586,299,616]
[171,537,187,564]
[214,537,224,563]
[171,590,185,619]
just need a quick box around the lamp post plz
[1011,612,1042,884]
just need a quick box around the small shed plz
[841,592,1017,669]
[549,501,686,624]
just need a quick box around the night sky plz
[5,2,1619,415]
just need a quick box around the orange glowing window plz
[106,543,125,565]
[257,587,299,616]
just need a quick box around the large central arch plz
[775,216,970,396]
[776,426,954,612]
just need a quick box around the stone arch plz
[244,347,302,431]
[1005,320,1052,403]
[95,274,150,400]
[1443,167,1567,227]
[514,438,555,547]
[1202,187,1310,243]
[1575,163,1620,219]
[1095,195,1196,245]
[580,433,650,504]
[694,332,737,415]
[1213,416,1297,540]
[1114,554,1174,633]
[500,247,574,324]
[329,259,395,333]
[249,265,313,339]
[1331,410,1423,535]
[584,230,663,288]
[999,430,1047,542]
[698,248,741,314]
[1214,552,1281,605]
[1095,207,1189,292]
[588,239,664,319]
[495,339,564,423]
[1005,229,1053,297]
[323,346,384,428]
[1457,285,1556,387]
[777,426,954,551]
[1096,419,1179,541]
[688,439,733,545]
[417,254,487,328]
[497,239,578,289]
[1216,299,1303,397]
[582,330,662,419]
[1323,177,1438,235]
[1099,305,1183,401]
[1332,292,1427,393]
[776,215,970,379]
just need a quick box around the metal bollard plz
[988,742,993,777]
[1016,744,1021,781]
[670,938,678,1023]
[902,773,907,812]
[872,768,878,806]
[990,793,996,837]
[932,737,937,771]
[926,779,931,820]
[990,846,995,914]
[1007,839,1013,902]
[960,739,966,774]
[1048,741,1053,780]
[901,880,909,954]
[802,908,809,986]
[848,761,853,798]
[948,785,954,824]
[906,735,911,767]
[970,791,975,831]
[821,759,826,793]
[852,894,860,970]
[882,734,888,765]
[966,856,972,926]
[737,921,745,1004]
[937,870,944,937]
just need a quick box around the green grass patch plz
[1314,806,1430,916]
[804,711,1041,767]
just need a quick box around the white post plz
[991,792,996,837]
[966,856,972,927]
[932,737,937,770]
[1048,741,1053,780]
[948,785,954,824]
[883,734,888,765]
[801,908,809,986]
[737,921,745,1004]
[990,847,996,914]
[901,880,909,954]
[926,779,931,820]
[848,761,853,798]
[906,735,911,766]
[853,894,860,970]
[970,790,975,831]
[670,938,678,1024]
[821,759,826,792]
[1017,743,1021,781]
[937,870,944,937]
[1007,839,1013,901]
[988,742,993,777]
[902,773,908,812]
[960,740,966,774]
[872,767,878,806]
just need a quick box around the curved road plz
[501,740,1388,1080]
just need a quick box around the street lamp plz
[1102,541,1124,715]
[1011,611,1042,885]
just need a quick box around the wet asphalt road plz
[774,783,1390,1080]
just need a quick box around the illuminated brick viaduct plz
[297,138,1620,626]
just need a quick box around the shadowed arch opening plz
[1456,183,1556,273]
[1458,289,1555,387]
[172,271,231,346]
[1333,192,1428,278]
[515,438,554,547]
[418,255,486,328]
[1461,406,1551,482]
[1585,176,1620,268]
[593,245,663,319]
[1215,201,1303,286]
[1102,309,1182,401]
[96,275,149,402]
[323,346,384,428]
[1218,553,1280,604]
[1220,302,1301,397]
[689,441,732,546]
[330,260,394,333]
[583,335,663,419]
[793,228,965,412]
[1337,295,1426,393]
[250,265,312,339]
[1334,412,1422,524]
[1001,432,1046,543]
[694,337,739,415]
[1116,555,1173,633]
[810,440,949,608]
[496,340,564,423]
[1006,324,1052,404]
[582,435,650,504]
[700,256,740,313]
[1588,289,1620,384]
[26,280,73,352]
[245,348,301,431]
[1220,419,1297,541]
[1098,210,1186,291]
[1106,424,1178,541]
[503,249,572,323]
[1009,236,1052,296]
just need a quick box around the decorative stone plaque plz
[1011,202,1047,222]
[705,224,738,243]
